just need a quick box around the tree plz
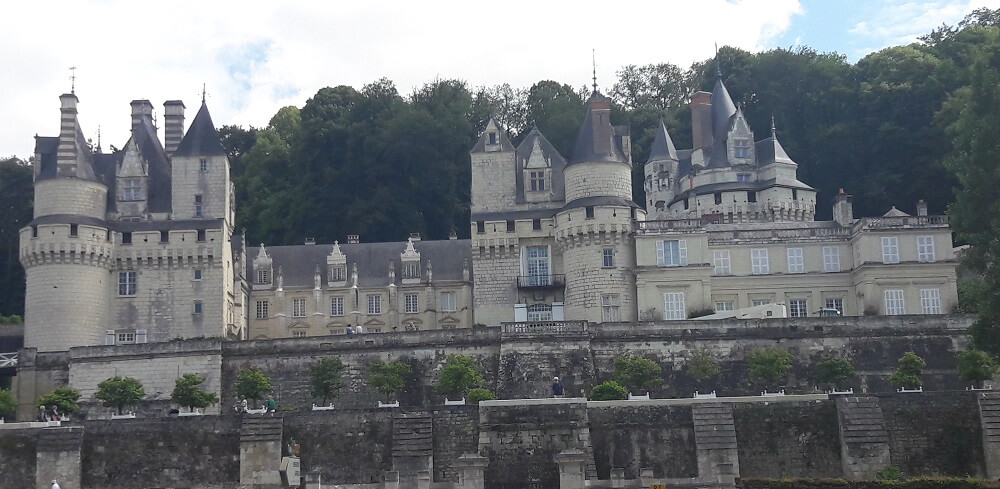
[0,157,33,316]
[613,355,663,394]
[814,357,857,390]
[687,349,722,386]
[0,389,15,420]
[37,387,81,416]
[437,354,484,398]
[95,377,146,415]
[467,388,496,403]
[889,352,926,389]
[171,374,218,412]
[747,348,794,388]
[235,368,273,408]
[309,357,346,405]
[957,349,997,387]
[590,381,629,401]
[368,360,412,401]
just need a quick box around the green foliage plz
[309,357,346,405]
[590,381,629,401]
[436,354,484,397]
[95,377,146,415]
[957,349,998,384]
[0,389,15,419]
[235,368,273,407]
[890,352,927,389]
[957,277,988,314]
[814,357,857,389]
[876,465,904,481]
[747,348,794,387]
[37,387,81,415]
[613,355,663,393]
[466,388,495,403]
[687,349,722,382]
[0,157,33,316]
[170,374,218,411]
[368,360,412,400]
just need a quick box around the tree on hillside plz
[0,157,33,316]
[310,357,346,405]
[957,349,998,387]
[436,354,485,399]
[613,355,663,394]
[234,368,273,408]
[367,360,411,402]
[171,374,218,412]
[747,348,794,388]
[814,357,857,391]
[687,349,722,388]
[95,377,146,415]
[589,380,629,401]
[0,389,16,420]
[37,387,81,416]
[889,352,926,389]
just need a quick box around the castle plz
[18,74,958,350]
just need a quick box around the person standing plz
[551,377,565,398]
[51,480,61,489]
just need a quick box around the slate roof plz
[129,120,173,213]
[33,137,59,179]
[755,136,795,167]
[646,120,679,163]
[470,117,515,153]
[515,128,567,203]
[247,239,472,288]
[173,102,226,157]
[569,92,627,166]
[708,78,738,169]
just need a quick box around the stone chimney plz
[916,199,928,217]
[56,93,79,176]
[163,100,185,156]
[690,91,713,150]
[409,232,421,242]
[130,100,154,129]
[347,234,360,244]
[449,229,458,240]
[304,237,316,245]
[833,188,854,227]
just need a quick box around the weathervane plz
[69,66,77,94]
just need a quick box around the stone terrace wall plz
[0,428,37,488]
[283,409,394,484]
[880,392,985,477]
[587,403,698,479]
[733,400,843,478]
[433,405,480,482]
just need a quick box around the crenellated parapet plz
[19,225,114,269]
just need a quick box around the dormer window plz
[734,139,751,159]
[330,265,346,282]
[529,171,546,192]
[121,178,144,201]
[256,269,270,285]
[403,262,419,279]
[488,132,497,145]
[737,173,752,183]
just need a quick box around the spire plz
[771,114,776,138]
[645,120,678,163]
[592,49,598,95]
[707,77,738,168]
[69,66,77,94]
[714,43,722,78]
[172,101,226,157]
[569,92,626,165]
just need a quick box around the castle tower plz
[644,120,680,215]
[20,93,113,351]
[171,101,232,224]
[555,92,643,323]
[470,118,516,214]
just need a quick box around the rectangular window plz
[884,289,905,315]
[663,292,686,320]
[193,269,202,281]
[330,297,344,316]
[122,232,132,244]
[789,299,807,318]
[525,246,551,285]
[737,173,751,183]
[787,248,804,273]
[256,300,269,319]
[747,191,757,203]
[506,220,515,232]
[656,240,688,267]
[734,138,751,158]
[193,301,203,315]
[714,192,723,205]
[713,250,731,275]
[529,171,545,191]
[330,266,345,282]
[823,246,840,272]
[292,331,307,338]
[476,221,485,234]
[367,295,382,315]
[194,194,203,218]
[825,297,844,314]
[32,225,37,238]
[881,237,900,264]
[117,331,136,344]
[69,224,78,237]
[585,206,595,219]
[920,288,942,314]
[403,262,419,279]
[292,298,307,317]
[792,188,798,200]
[715,301,734,312]
[197,229,206,242]
[404,293,419,314]
[751,248,769,274]
[441,291,457,312]
[256,269,270,284]
[752,299,771,306]
[917,236,935,262]
[602,294,621,322]
[160,230,169,243]
[117,271,137,296]
[532,219,542,231]
[488,132,497,145]
[122,178,143,201]
[199,158,208,172]
[527,303,552,321]
[602,248,614,268]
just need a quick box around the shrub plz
[37,387,81,415]
[437,354,484,398]
[467,388,496,403]
[95,377,146,415]
[876,465,903,481]
[613,355,663,393]
[814,357,857,389]
[890,352,926,389]
[688,349,722,383]
[747,347,794,387]
[310,357,346,405]
[368,360,412,401]
[590,381,629,401]
[957,349,997,386]
[171,374,218,412]
[0,389,16,420]
[235,368,273,408]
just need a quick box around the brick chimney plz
[163,100,185,156]
[833,189,854,227]
[916,199,928,217]
[56,93,80,176]
[130,100,154,129]
[690,91,713,150]
[347,234,360,244]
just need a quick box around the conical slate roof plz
[646,120,678,163]
[569,92,627,165]
[173,102,226,157]
[708,78,738,168]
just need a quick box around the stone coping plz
[480,394,829,408]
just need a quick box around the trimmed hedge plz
[739,478,1000,489]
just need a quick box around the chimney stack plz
[409,233,421,242]
[130,100,154,130]
[163,100,185,156]
[56,93,80,176]
[916,199,928,217]
[347,234,360,244]
[833,188,854,227]
[690,91,713,150]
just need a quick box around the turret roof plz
[708,78,737,168]
[569,92,627,166]
[173,102,226,157]
[646,120,678,163]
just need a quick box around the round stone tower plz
[20,93,113,352]
[554,92,643,323]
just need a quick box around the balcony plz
[502,321,587,335]
[516,274,566,289]
[855,215,949,231]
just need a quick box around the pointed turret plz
[569,92,627,165]
[173,101,226,157]
[708,78,738,168]
[170,100,232,221]
[471,117,514,153]
[646,120,678,164]
[644,121,680,215]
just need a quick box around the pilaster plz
[555,448,588,489]
[454,453,488,489]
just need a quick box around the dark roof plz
[515,128,567,203]
[470,118,516,153]
[569,92,627,166]
[646,120,678,163]
[754,136,795,167]
[708,79,737,169]
[562,196,639,211]
[34,137,59,179]
[131,120,173,213]
[471,208,559,222]
[247,239,473,288]
[29,214,107,227]
[173,102,226,157]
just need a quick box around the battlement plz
[19,223,114,269]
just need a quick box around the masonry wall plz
[471,250,519,326]
[733,400,843,478]
[0,428,37,488]
[283,409,394,484]
[880,392,985,477]
[587,404,698,479]
[433,405,480,482]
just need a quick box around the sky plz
[1,0,998,158]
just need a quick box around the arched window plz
[527,304,552,321]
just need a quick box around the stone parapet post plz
[35,426,83,489]
[304,471,322,489]
[555,448,588,489]
[978,392,1000,479]
[384,471,400,489]
[454,453,488,489]
[692,403,739,485]
[239,415,283,485]
[835,396,891,479]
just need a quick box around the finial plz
[592,49,598,94]
[69,66,77,94]
[96,126,101,151]
[201,83,206,103]
[714,43,722,78]
[770,114,776,138]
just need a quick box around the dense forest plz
[0,9,998,319]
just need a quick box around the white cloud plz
[0,0,803,157]
[848,0,1000,59]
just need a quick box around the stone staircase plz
[393,412,434,489]
[835,396,890,479]
[240,415,283,442]
[978,392,1000,478]
[692,403,739,481]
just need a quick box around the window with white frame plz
[330,297,344,316]
[657,240,687,267]
[529,171,546,192]
[787,248,804,273]
[884,289,905,315]
[602,294,620,322]
[193,269,203,281]
[256,269,270,284]
[789,299,807,317]
[881,237,900,264]
[825,297,844,314]
[525,246,551,285]
[330,266,346,282]
[292,298,306,317]
[752,299,771,306]
[920,288,942,314]
[199,158,209,172]
[404,293,419,314]
[663,292,686,320]
[256,300,269,320]
[193,301,203,315]
[713,250,731,275]
[751,249,769,274]
[715,301,734,312]
[403,262,419,279]
[527,303,552,321]
[117,330,136,344]
[441,291,457,312]
[823,246,840,272]
[367,295,381,315]
[602,248,614,268]
[292,331,306,338]
[118,271,137,296]
[734,138,751,158]
[917,236,935,262]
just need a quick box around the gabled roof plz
[569,92,627,166]
[470,118,515,153]
[173,102,226,157]
[34,136,59,179]
[515,127,566,203]
[883,206,911,217]
[129,120,172,213]
[755,136,796,167]
[646,120,678,163]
